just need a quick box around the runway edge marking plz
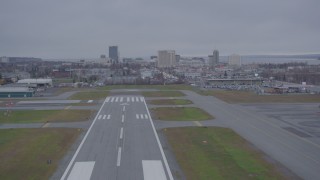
[143,97,174,180]
[60,97,109,180]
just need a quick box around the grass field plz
[142,91,185,97]
[150,107,213,121]
[68,91,109,100]
[198,90,320,103]
[164,127,287,180]
[0,110,94,123]
[0,128,81,180]
[99,84,195,91]
[148,99,193,105]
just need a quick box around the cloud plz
[0,0,319,58]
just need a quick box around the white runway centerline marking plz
[120,127,123,139]
[121,115,124,123]
[107,115,111,119]
[98,115,102,120]
[116,147,122,167]
[102,115,106,120]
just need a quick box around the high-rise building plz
[157,50,176,68]
[228,54,241,66]
[208,50,219,68]
[109,46,119,63]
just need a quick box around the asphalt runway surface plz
[60,96,173,180]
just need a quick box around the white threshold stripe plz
[111,97,114,102]
[117,147,122,167]
[144,114,148,119]
[98,115,102,120]
[136,114,139,119]
[131,97,134,102]
[140,114,144,119]
[105,97,110,102]
[67,161,95,180]
[102,115,106,120]
[140,97,144,102]
[87,100,93,103]
[136,97,139,102]
[120,97,123,102]
[61,97,109,180]
[127,97,130,102]
[107,115,111,119]
[142,160,166,180]
[120,127,123,139]
[115,97,118,102]
[143,97,174,180]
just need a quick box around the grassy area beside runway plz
[68,91,109,100]
[0,128,81,180]
[142,91,185,97]
[164,127,287,180]
[148,99,193,105]
[150,107,213,121]
[198,90,320,103]
[0,110,94,123]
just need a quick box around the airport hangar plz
[0,78,52,98]
[205,78,263,86]
[0,87,35,98]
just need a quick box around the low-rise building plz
[0,87,35,98]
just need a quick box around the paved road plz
[60,96,173,180]
[182,90,320,180]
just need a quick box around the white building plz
[228,54,241,66]
[157,50,176,68]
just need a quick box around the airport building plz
[157,50,176,68]
[206,78,263,86]
[0,87,35,98]
[17,78,52,88]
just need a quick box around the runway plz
[61,96,173,180]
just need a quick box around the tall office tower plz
[157,50,176,68]
[208,50,219,68]
[109,46,119,63]
[228,54,242,66]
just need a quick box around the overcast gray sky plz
[0,0,319,59]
